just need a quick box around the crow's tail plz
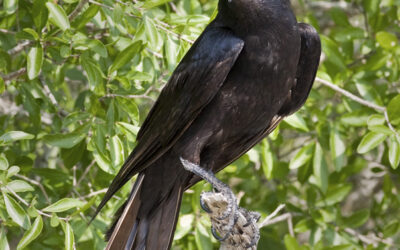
[105,172,184,250]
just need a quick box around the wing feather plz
[94,26,244,216]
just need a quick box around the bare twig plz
[259,212,289,227]
[316,77,385,112]
[1,68,27,82]
[76,160,96,187]
[82,188,107,199]
[342,227,393,247]
[103,87,156,102]
[8,41,34,56]
[0,29,16,35]
[316,77,400,140]
[258,204,286,228]
[1,181,68,221]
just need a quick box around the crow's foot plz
[180,158,238,240]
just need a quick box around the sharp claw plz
[199,193,212,213]
[211,226,229,241]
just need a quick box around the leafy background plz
[0,0,400,249]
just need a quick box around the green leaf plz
[383,220,399,237]
[343,209,370,228]
[92,149,113,174]
[0,155,9,170]
[6,180,34,193]
[63,222,74,250]
[0,227,10,250]
[32,0,48,30]
[284,113,309,132]
[4,0,18,14]
[27,46,43,80]
[0,77,4,94]
[43,123,89,149]
[144,16,161,50]
[6,166,20,178]
[17,215,43,250]
[261,139,274,179]
[329,128,345,171]
[357,132,387,154]
[194,222,212,250]
[0,131,35,144]
[46,2,70,31]
[110,135,124,168]
[88,40,108,58]
[165,35,178,70]
[72,4,100,29]
[174,214,194,240]
[376,31,398,49]
[143,0,172,9]
[50,213,60,227]
[313,143,328,193]
[294,219,313,233]
[284,234,302,250]
[43,133,85,149]
[2,192,30,229]
[389,137,400,169]
[43,198,85,213]
[23,28,40,40]
[116,122,140,136]
[109,41,143,74]
[289,143,314,169]
[317,184,352,206]
[387,95,400,125]
[81,55,104,91]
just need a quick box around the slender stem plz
[1,68,27,82]
[316,77,385,112]
[258,204,286,228]
[316,77,400,140]
[1,182,68,221]
[15,174,50,203]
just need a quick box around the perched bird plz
[94,0,321,248]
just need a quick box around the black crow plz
[94,0,321,248]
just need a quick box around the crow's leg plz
[180,157,238,240]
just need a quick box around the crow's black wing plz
[94,27,244,215]
[187,24,321,187]
[278,23,321,116]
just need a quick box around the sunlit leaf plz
[313,143,328,193]
[0,131,34,144]
[4,0,18,14]
[289,142,314,169]
[6,180,34,193]
[389,137,400,169]
[46,2,70,31]
[63,222,74,250]
[43,198,85,213]
[376,31,398,49]
[357,132,387,154]
[109,41,143,73]
[284,113,309,132]
[0,227,10,250]
[0,155,9,170]
[17,215,43,249]
[2,192,30,229]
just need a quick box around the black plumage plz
[94,0,321,249]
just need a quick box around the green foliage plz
[0,0,399,249]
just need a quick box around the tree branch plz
[316,77,400,140]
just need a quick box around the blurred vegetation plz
[0,0,400,249]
